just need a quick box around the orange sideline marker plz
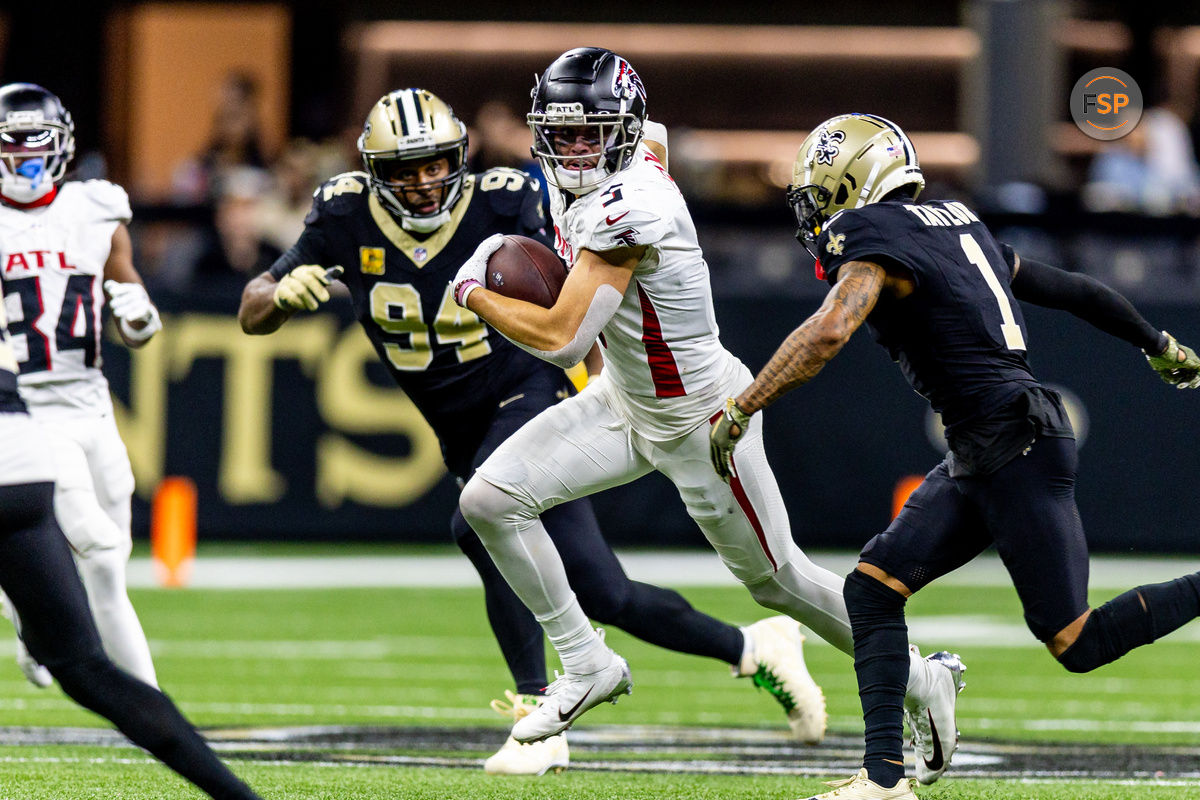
[151,476,197,588]
[892,474,924,520]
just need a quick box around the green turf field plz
[1,551,1198,799]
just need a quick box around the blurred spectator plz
[257,139,323,252]
[187,167,281,297]
[1083,105,1200,216]
[467,99,538,173]
[171,72,270,205]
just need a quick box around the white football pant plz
[38,413,157,686]
[461,366,854,660]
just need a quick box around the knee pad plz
[74,548,131,610]
[457,477,516,529]
[745,574,794,615]
[843,569,907,624]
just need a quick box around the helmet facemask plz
[528,48,647,196]
[529,103,641,194]
[362,147,466,233]
[358,89,469,232]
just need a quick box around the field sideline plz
[1,546,1198,799]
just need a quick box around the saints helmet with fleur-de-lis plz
[786,114,924,246]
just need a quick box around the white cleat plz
[736,616,827,744]
[511,650,632,744]
[15,637,53,689]
[798,769,918,800]
[904,646,966,785]
[483,691,569,776]
[484,734,569,776]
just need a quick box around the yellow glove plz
[709,398,752,480]
[1145,331,1200,389]
[273,265,342,311]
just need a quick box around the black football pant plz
[861,435,1088,641]
[0,481,260,800]
[450,374,743,695]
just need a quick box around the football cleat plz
[484,734,569,776]
[798,769,918,800]
[14,637,52,689]
[511,649,632,743]
[484,690,570,776]
[736,616,827,744]
[1,592,52,689]
[904,646,966,785]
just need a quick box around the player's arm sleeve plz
[268,202,332,280]
[507,282,623,368]
[1009,247,1165,352]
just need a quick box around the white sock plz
[543,605,609,675]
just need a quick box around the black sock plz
[844,570,909,788]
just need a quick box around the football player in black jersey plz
[239,88,827,775]
[0,289,260,799]
[711,113,1200,800]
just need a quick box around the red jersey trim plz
[636,282,686,398]
[0,186,58,209]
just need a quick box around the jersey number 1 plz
[959,233,1025,351]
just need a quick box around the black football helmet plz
[0,83,75,204]
[528,47,647,195]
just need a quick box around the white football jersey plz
[0,181,130,416]
[549,144,740,439]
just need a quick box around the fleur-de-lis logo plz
[812,129,845,166]
[825,233,846,255]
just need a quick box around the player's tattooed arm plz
[735,260,886,414]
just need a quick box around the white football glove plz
[103,280,161,343]
[273,265,337,311]
[453,233,507,307]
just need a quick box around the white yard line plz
[125,551,1198,591]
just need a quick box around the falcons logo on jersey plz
[613,227,640,247]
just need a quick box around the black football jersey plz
[815,199,1041,433]
[270,168,556,440]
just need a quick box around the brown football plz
[485,235,568,308]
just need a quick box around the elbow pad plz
[513,284,623,368]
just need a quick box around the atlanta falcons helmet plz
[528,47,647,195]
[0,83,75,204]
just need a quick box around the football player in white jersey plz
[0,83,160,689]
[451,47,965,772]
